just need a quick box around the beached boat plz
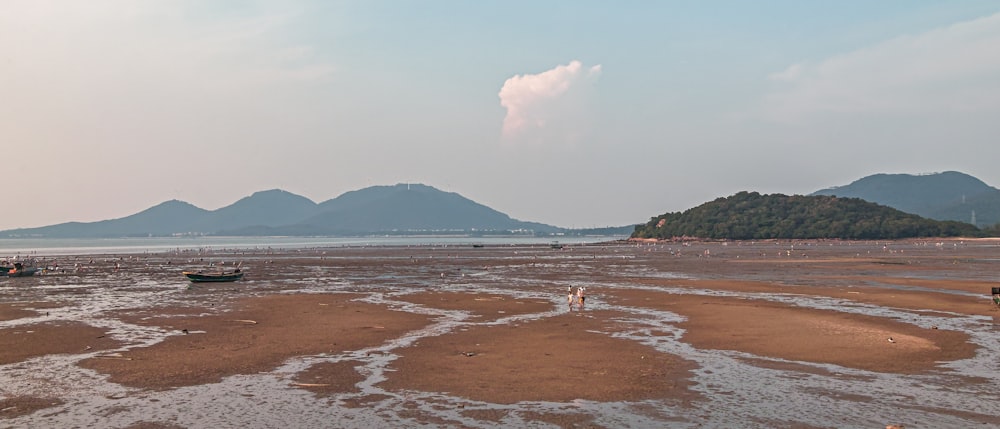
[2,263,40,277]
[183,270,244,283]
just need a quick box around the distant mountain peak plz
[812,171,999,227]
[395,183,435,190]
[139,199,205,213]
[300,183,556,234]
[250,188,293,196]
[156,199,198,207]
[0,184,570,238]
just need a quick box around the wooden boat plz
[183,269,244,283]
[3,263,39,277]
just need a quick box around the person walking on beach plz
[567,287,575,308]
[577,287,586,308]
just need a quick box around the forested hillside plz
[633,192,981,240]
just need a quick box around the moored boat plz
[183,269,244,283]
[3,262,40,277]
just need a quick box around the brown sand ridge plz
[0,396,64,419]
[79,293,432,390]
[0,302,61,322]
[820,275,1000,317]
[632,276,998,319]
[380,292,699,404]
[0,303,38,322]
[393,290,554,321]
[0,322,123,365]
[612,287,975,374]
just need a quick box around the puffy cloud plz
[498,60,602,140]
[762,12,1000,119]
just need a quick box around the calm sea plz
[0,235,622,256]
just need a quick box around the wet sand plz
[79,294,432,390]
[1,239,999,427]
[611,289,974,374]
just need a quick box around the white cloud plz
[762,12,1000,119]
[768,63,803,82]
[498,60,602,140]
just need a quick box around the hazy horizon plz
[4,1,1000,230]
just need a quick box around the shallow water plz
[2,241,1000,428]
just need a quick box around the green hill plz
[632,191,980,240]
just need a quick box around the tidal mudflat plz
[1,239,999,428]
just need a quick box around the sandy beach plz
[2,239,999,427]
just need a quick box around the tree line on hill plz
[632,192,991,240]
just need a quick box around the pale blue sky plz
[3,1,1000,230]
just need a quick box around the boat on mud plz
[182,269,244,283]
[2,262,40,277]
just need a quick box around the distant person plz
[577,287,586,308]
[567,287,575,308]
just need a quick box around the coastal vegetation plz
[632,192,984,240]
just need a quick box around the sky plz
[3,1,1000,231]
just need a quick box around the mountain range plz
[1,184,597,238]
[811,171,1000,227]
[5,171,999,239]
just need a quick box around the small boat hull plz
[183,271,244,283]
[8,268,40,277]
[3,264,39,277]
